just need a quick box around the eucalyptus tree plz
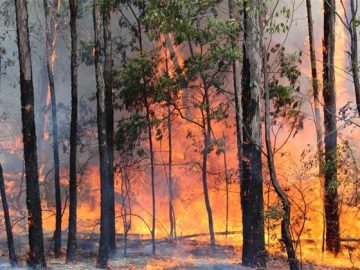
[145,0,241,250]
[15,0,46,267]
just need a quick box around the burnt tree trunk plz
[241,0,266,267]
[349,0,360,116]
[0,163,18,267]
[102,3,116,255]
[306,0,324,175]
[323,0,340,253]
[262,39,299,270]
[94,0,110,267]
[66,0,78,263]
[15,0,46,267]
[203,86,216,249]
[222,132,230,237]
[43,0,62,256]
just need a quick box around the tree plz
[102,1,116,255]
[241,0,266,267]
[42,0,62,256]
[0,163,18,267]
[322,0,340,253]
[66,0,78,263]
[15,0,46,267]
[94,0,111,267]
[306,0,324,175]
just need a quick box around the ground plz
[0,234,356,269]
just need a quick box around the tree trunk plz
[94,0,110,267]
[323,0,340,254]
[262,45,299,270]
[241,0,266,267]
[306,0,324,175]
[203,86,216,250]
[222,132,229,237]
[15,0,46,267]
[42,0,62,257]
[144,99,156,255]
[167,105,176,241]
[349,0,360,117]
[0,163,18,267]
[102,3,116,255]
[66,0,78,263]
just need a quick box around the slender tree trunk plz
[349,0,360,117]
[15,0,46,267]
[102,3,116,255]
[66,0,78,263]
[306,0,324,175]
[323,0,340,254]
[42,0,62,256]
[144,99,156,255]
[203,86,216,250]
[262,44,299,270]
[167,106,176,241]
[0,163,18,267]
[241,0,266,267]
[94,0,110,267]
[222,132,229,237]
[228,0,243,233]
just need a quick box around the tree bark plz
[203,86,216,249]
[167,106,176,241]
[102,3,116,255]
[306,0,324,175]
[222,132,229,237]
[42,0,62,257]
[15,0,46,267]
[241,0,266,267]
[66,0,78,263]
[349,0,360,117]
[323,0,340,254]
[0,163,18,267]
[94,0,110,267]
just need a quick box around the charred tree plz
[0,163,18,267]
[323,0,340,253]
[306,0,324,175]
[42,0,62,256]
[66,0,78,263]
[94,0,110,267]
[241,0,266,267]
[222,132,229,237]
[15,0,46,267]
[102,2,116,255]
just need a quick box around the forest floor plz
[0,233,357,269]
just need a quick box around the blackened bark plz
[222,132,229,237]
[66,0,78,263]
[94,0,110,267]
[203,87,216,249]
[0,163,18,267]
[43,0,62,256]
[323,0,340,253]
[15,0,46,267]
[241,0,266,267]
[102,3,116,254]
[349,0,360,117]
[306,0,324,175]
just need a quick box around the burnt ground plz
[0,234,357,269]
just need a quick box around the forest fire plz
[0,0,360,269]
